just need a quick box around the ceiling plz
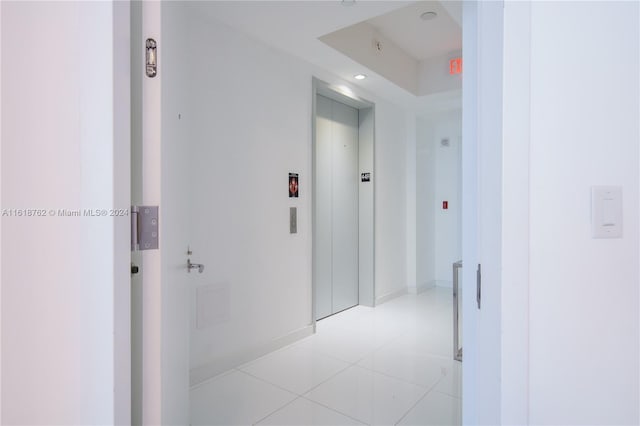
[196,1,461,109]
[367,1,461,61]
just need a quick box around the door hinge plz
[146,38,157,78]
[476,263,482,309]
[131,205,159,251]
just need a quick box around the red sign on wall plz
[449,58,463,75]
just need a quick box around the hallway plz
[190,288,461,425]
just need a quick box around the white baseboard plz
[375,287,408,306]
[189,325,314,388]
[435,280,453,288]
[408,281,436,294]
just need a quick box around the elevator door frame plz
[311,77,375,326]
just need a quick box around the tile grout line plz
[190,289,459,425]
[238,343,357,395]
[236,368,303,398]
[432,389,462,401]
[298,395,371,426]
[296,361,354,395]
[297,363,437,426]
[352,362,444,392]
[252,395,303,426]
[227,369,306,426]
[188,368,236,392]
[393,374,449,426]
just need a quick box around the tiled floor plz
[190,287,462,426]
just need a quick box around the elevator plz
[313,80,375,321]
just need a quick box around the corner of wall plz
[406,112,417,291]
[408,281,436,295]
[375,287,408,306]
[189,325,314,387]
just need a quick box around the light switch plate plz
[591,186,622,239]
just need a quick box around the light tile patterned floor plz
[190,287,461,425]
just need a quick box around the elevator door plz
[315,94,359,320]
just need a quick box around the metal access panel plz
[132,205,159,251]
[290,207,297,234]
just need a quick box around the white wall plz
[1,2,128,424]
[416,118,436,292]
[416,110,462,290]
[358,107,375,307]
[161,5,411,385]
[374,101,409,301]
[418,50,462,96]
[525,2,639,424]
[405,113,417,294]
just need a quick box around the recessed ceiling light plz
[420,11,438,20]
[354,74,367,80]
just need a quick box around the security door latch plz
[146,38,157,78]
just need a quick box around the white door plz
[315,95,359,319]
[132,2,191,424]
[462,1,504,424]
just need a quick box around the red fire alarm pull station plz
[443,201,449,210]
[449,58,462,75]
